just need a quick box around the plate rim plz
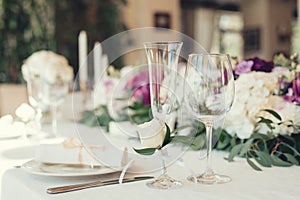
[21,159,122,177]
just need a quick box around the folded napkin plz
[35,137,105,166]
[0,115,25,138]
[108,121,138,137]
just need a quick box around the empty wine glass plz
[144,41,183,189]
[26,71,69,138]
[184,53,235,184]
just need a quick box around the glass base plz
[146,174,182,190]
[187,172,231,184]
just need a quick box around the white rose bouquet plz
[22,50,73,84]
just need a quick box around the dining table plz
[0,93,300,200]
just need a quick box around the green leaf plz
[133,147,157,155]
[283,153,299,165]
[257,117,275,130]
[261,109,282,121]
[251,133,274,141]
[254,151,272,167]
[239,139,254,156]
[227,143,243,162]
[271,155,293,167]
[280,143,300,156]
[191,134,206,150]
[171,135,193,145]
[246,158,262,171]
[257,117,274,124]
[162,123,171,148]
[171,125,190,134]
[216,132,231,150]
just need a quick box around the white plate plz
[21,160,121,177]
[0,132,22,140]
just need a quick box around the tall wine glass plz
[27,74,69,138]
[144,41,183,189]
[41,81,69,136]
[184,53,235,184]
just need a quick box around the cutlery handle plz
[47,181,104,194]
[47,176,154,194]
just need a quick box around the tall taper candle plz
[101,54,108,80]
[78,30,88,83]
[93,42,102,85]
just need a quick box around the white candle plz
[101,54,108,80]
[93,42,102,85]
[101,54,108,77]
[78,30,88,83]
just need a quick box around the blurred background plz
[0,0,299,83]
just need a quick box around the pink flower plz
[284,72,300,103]
[235,60,253,75]
[124,70,151,106]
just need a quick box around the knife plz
[47,176,154,194]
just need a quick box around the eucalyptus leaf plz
[133,147,157,155]
[246,158,262,171]
[257,117,274,125]
[239,139,254,156]
[271,154,293,167]
[171,135,194,145]
[227,143,243,162]
[261,109,282,121]
[283,153,299,165]
[280,143,300,156]
[171,125,190,134]
[254,151,272,167]
[251,133,274,141]
[191,134,206,150]
[216,132,231,150]
[162,123,171,147]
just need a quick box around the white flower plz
[22,50,73,84]
[225,117,254,139]
[0,115,13,125]
[272,67,294,82]
[224,71,282,139]
[137,118,166,148]
[256,96,300,136]
[15,103,36,122]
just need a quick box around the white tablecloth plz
[1,132,300,200]
[1,93,300,200]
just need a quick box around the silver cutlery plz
[47,176,154,194]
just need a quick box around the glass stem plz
[204,122,214,175]
[160,149,167,176]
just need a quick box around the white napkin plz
[0,115,25,139]
[35,137,105,166]
[108,121,138,137]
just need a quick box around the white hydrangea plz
[256,96,300,136]
[224,71,282,139]
[22,50,73,84]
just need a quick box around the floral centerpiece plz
[22,50,73,84]
[80,55,300,170]
[211,54,300,170]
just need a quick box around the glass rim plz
[188,53,230,58]
[144,41,183,46]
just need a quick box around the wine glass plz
[41,81,69,136]
[144,41,183,189]
[27,74,69,138]
[184,53,235,184]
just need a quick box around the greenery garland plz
[80,104,300,171]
